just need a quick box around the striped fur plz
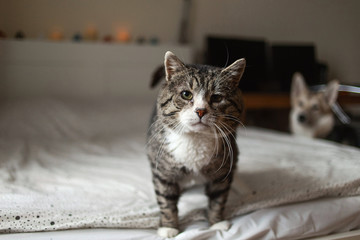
[147,51,246,236]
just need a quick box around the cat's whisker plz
[155,121,180,168]
[218,122,238,177]
[217,113,244,126]
[155,137,167,170]
[213,124,230,175]
[214,123,234,180]
[212,126,220,158]
[217,114,247,136]
[146,120,172,148]
[213,125,225,173]
[218,122,236,141]
[148,117,180,141]
[219,120,240,139]
[146,117,161,135]
[173,121,185,137]
[146,121,165,145]
[207,126,220,163]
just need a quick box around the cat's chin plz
[187,123,211,133]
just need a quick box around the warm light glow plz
[49,29,64,41]
[84,26,98,41]
[116,29,131,42]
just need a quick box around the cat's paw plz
[210,220,231,231]
[157,227,179,238]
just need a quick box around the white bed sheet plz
[0,98,360,240]
[2,196,360,240]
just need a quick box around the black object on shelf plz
[205,36,327,93]
[271,44,319,92]
[206,36,268,92]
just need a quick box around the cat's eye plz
[298,100,304,107]
[211,94,224,103]
[181,91,193,100]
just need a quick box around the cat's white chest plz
[166,131,216,172]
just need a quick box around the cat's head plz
[158,51,246,136]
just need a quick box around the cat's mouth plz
[189,122,210,132]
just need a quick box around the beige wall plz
[0,1,5,31]
[1,0,359,85]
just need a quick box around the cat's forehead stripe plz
[170,65,228,94]
[188,67,219,91]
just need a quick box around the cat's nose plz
[298,114,306,123]
[195,108,207,119]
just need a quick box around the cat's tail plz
[150,65,165,88]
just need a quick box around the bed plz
[1,40,360,240]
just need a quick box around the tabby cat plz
[147,51,246,237]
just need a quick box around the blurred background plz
[0,0,359,133]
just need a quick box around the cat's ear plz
[164,51,186,81]
[220,58,246,86]
[291,72,308,102]
[324,80,339,106]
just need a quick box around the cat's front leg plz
[205,177,232,230]
[153,172,180,237]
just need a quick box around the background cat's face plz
[158,51,246,136]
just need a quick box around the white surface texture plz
[0,40,193,99]
[0,98,360,239]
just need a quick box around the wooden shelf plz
[243,92,360,110]
[338,92,360,106]
[243,93,290,110]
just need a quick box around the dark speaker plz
[271,45,318,92]
[206,36,268,92]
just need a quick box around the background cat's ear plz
[220,58,246,86]
[324,80,339,106]
[164,51,186,81]
[291,72,308,102]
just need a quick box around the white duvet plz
[0,98,360,240]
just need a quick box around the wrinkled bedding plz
[0,98,360,240]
